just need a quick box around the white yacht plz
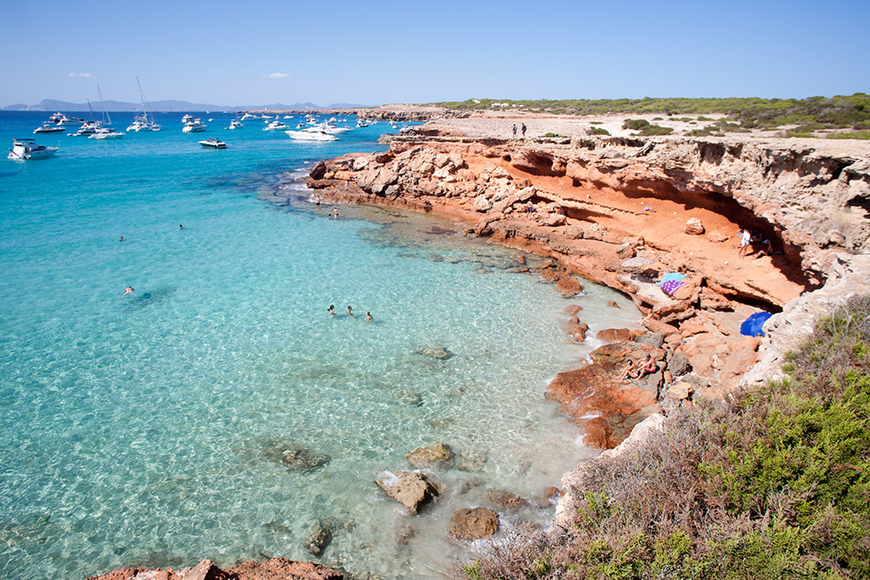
[199,138,227,149]
[182,118,207,132]
[240,113,256,121]
[313,122,352,135]
[34,122,65,134]
[263,120,290,131]
[182,114,195,124]
[89,128,126,139]
[8,138,58,160]
[49,113,84,125]
[285,128,338,141]
[127,117,161,131]
[228,119,243,129]
[70,121,101,136]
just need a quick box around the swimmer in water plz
[124,286,137,297]
[365,311,373,322]
[347,305,353,317]
[328,304,335,316]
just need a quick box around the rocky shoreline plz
[89,111,870,579]
[306,114,870,447]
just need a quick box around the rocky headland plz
[90,110,870,579]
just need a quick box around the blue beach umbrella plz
[740,311,773,337]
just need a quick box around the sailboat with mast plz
[89,86,126,139]
[126,77,161,132]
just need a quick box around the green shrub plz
[637,124,674,136]
[828,130,870,140]
[589,127,610,136]
[623,118,650,130]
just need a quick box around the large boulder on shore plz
[376,470,440,515]
[309,161,327,180]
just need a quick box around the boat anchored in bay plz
[199,138,227,149]
[8,138,58,160]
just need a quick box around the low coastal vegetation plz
[460,296,870,580]
[622,119,674,136]
[434,94,870,138]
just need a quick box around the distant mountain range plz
[2,99,370,112]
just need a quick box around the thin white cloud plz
[69,73,94,78]
[264,73,291,79]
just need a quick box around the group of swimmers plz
[328,304,372,322]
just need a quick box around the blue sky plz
[1,0,867,108]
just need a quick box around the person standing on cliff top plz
[521,123,527,138]
[512,124,517,137]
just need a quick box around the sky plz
[1,0,868,108]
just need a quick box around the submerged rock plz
[406,443,455,470]
[416,344,453,360]
[456,450,487,472]
[281,446,331,472]
[304,520,334,557]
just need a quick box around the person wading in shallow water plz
[328,305,335,316]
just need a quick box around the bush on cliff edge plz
[459,296,870,580]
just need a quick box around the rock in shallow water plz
[415,344,453,360]
[281,446,331,472]
[448,507,499,541]
[376,470,440,515]
[304,520,334,557]
[406,442,455,470]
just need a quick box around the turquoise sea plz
[0,111,640,579]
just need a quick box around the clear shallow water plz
[0,111,640,579]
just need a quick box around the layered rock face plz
[313,132,870,284]
[309,128,870,446]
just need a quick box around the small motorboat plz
[285,129,338,141]
[182,114,195,123]
[199,138,226,149]
[240,113,256,121]
[34,122,65,134]
[182,118,207,132]
[8,138,58,160]
[227,119,243,129]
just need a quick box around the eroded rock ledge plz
[307,128,870,446]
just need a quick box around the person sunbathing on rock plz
[619,359,640,381]
[636,354,658,378]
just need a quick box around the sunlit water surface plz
[0,111,639,579]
